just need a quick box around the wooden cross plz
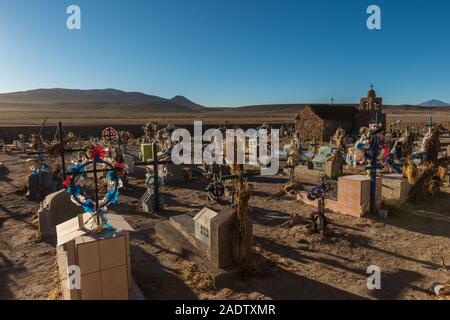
[221,170,260,207]
[367,129,383,215]
[28,122,83,182]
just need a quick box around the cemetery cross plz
[134,142,173,212]
[27,121,83,182]
[66,151,118,227]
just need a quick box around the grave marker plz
[194,207,218,247]
[56,213,136,300]
[135,143,172,212]
[38,189,84,239]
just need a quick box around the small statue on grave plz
[26,154,57,201]
[142,122,157,143]
[390,129,415,161]
[416,125,442,164]
[330,127,346,152]
[286,145,299,181]
[14,134,27,152]
[118,130,133,153]
[30,133,43,152]
[141,166,164,212]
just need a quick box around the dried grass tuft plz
[180,263,216,291]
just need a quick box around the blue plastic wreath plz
[66,157,119,231]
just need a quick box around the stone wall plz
[295,108,324,143]
[354,111,387,129]
[323,119,353,141]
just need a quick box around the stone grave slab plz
[155,206,251,286]
[38,189,84,239]
[298,174,382,218]
[55,213,142,300]
[381,173,412,205]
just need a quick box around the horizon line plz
[0,87,448,108]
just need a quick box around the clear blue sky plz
[0,0,449,107]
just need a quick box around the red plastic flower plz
[91,144,106,160]
[63,175,73,189]
[114,161,125,172]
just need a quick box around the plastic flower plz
[89,144,106,161]
[63,175,73,188]
[114,161,125,172]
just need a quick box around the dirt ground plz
[0,151,449,300]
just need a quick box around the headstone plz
[337,175,382,217]
[382,173,412,205]
[297,174,382,218]
[170,207,249,269]
[123,154,134,175]
[312,146,332,170]
[140,143,159,162]
[324,152,344,179]
[194,207,218,247]
[38,189,84,239]
[56,213,134,300]
[291,164,323,185]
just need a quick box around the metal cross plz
[134,143,172,212]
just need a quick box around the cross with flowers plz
[65,144,124,233]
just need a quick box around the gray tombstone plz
[123,154,134,175]
[38,189,84,239]
[163,163,187,184]
[193,207,252,269]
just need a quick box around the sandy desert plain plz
[0,103,449,126]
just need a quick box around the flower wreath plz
[64,144,121,233]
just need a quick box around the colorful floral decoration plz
[84,144,107,161]
[30,159,50,176]
[66,144,120,233]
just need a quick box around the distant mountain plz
[418,99,449,107]
[0,88,169,104]
[0,89,207,111]
[170,95,206,111]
